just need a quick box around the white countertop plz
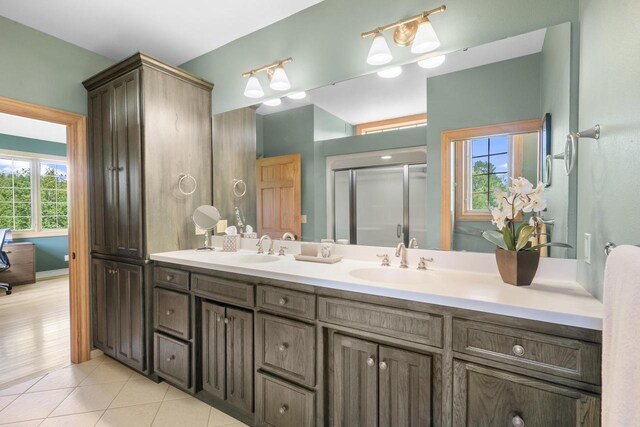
[150,248,603,331]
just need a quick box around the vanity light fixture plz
[242,58,292,98]
[362,5,446,64]
[381,155,393,160]
[377,66,403,78]
[263,98,282,107]
[287,91,307,100]
[417,54,446,69]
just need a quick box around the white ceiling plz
[0,113,67,144]
[0,0,323,65]
[257,28,546,124]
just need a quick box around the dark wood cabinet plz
[202,301,254,414]
[91,258,117,357]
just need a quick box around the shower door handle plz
[397,224,402,238]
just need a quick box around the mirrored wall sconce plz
[243,57,292,98]
[362,5,446,65]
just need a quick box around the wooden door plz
[332,334,379,427]
[226,307,254,413]
[112,69,143,258]
[378,346,432,427]
[256,154,301,239]
[202,301,227,399]
[88,85,115,254]
[91,258,117,357]
[115,262,145,371]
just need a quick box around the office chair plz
[0,229,12,295]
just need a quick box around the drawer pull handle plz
[166,274,174,281]
[379,361,388,370]
[165,310,174,316]
[166,355,175,362]
[278,405,288,415]
[366,357,376,367]
[278,297,288,306]
[512,344,525,357]
[512,415,525,427]
[277,343,289,352]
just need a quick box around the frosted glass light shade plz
[287,91,307,100]
[244,75,264,98]
[263,98,282,106]
[411,20,440,54]
[377,66,403,79]
[417,54,446,69]
[269,66,291,91]
[367,33,392,65]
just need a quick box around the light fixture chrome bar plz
[361,5,446,38]
[242,58,293,77]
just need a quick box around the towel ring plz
[233,179,247,198]
[178,173,197,195]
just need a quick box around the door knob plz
[512,415,525,427]
[379,361,388,370]
[278,405,288,415]
[223,318,229,324]
[366,357,375,367]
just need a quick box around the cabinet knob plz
[278,297,288,306]
[366,357,375,367]
[166,274,173,281]
[277,343,288,352]
[379,361,388,370]
[216,315,221,322]
[512,344,525,357]
[278,405,288,415]
[223,318,229,324]
[512,415,525,427]
[166,355,175,362]
[165,310,174,316]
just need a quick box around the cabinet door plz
[452,361,600,427]
[91,258,117,356]
[332,334,378,427]
[226,307,254,413]
[115,262,145,371]
[88,85,115,254]
[112,69,143,258]
[378,346,431,427]
[202,301,226,399]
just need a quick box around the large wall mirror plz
[212,21,576,258]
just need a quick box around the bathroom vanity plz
[149,247,602,427]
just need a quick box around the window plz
[455,134,524,221]
[355,114,427,135]
[0,151,68,235]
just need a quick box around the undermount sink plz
[349,267,430,285]
[231,254,281,264]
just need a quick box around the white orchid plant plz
[482,177,571,252]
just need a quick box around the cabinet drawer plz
[154,333,190,389]
[256,313,316,387]
[256,373,315,427]
[452,319,601,385]
[318,297,443,348]
[154,267,189,291]
[452,361,600,426]
[154,288,190,339]
[192,274,254,307]
[257,285,316,320]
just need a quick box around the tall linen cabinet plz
[83,53,213,373]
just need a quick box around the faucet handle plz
[377,254,390,267]
[278,246,288,256]
[417,257,434,270]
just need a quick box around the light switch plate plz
[301,215,308,224]
[584,233,592,264]
[64,254,69,262]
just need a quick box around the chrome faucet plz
[281,232,296,241]
[395,243,408,269]
[257,235,274,255]
[408,238,419,249]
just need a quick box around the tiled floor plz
[0,356,248,427]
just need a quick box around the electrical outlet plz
[301,215,308,224]
[195,225,205,235]
[584,233,592,264]
[64,254,69,262]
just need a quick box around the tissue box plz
[222,234,241,252]
[242,232,257,239]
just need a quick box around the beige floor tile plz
[49,383,125,417]
[0,395,19,412]
[162,386,190,402]
[0,420,45,426]
[109,379,169,408]
[126,372,147,382]
[28,366,92,393]
[39,411,103,427]
[96,402,160,427]
[0,388,73,424]
[207,407,245,427]
[79,364,133,386]
[0,377,44,397]
[151,397,211,427]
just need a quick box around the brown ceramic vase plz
[495,248,540,286]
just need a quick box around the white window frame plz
[0,149,68,238]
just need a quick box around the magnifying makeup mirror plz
[192,205,220,251]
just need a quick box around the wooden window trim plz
[355,113,427,135]
[440,119,541,251]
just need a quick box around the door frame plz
[0,95,91,364]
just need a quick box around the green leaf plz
[482,230,508,250]
[502,226,516,251]
[525,242,573,251]
[516,225,535,251]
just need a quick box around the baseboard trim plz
[36,268,69,280]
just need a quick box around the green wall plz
[180,0,579,115]
[313,107,354,141]
[0,134,69,272]
[0,15,114,115]
[576,0,640,300]
[425,54,543,249]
